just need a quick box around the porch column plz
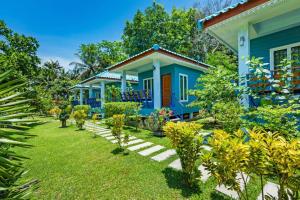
[88,85,93,98]
[121,71,127,93]
[100,81,105,109]
[238,24,250,107]
[79,88,83,105]
[153,59,161,109]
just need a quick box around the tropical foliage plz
[70,41,127,79]
[111,114,129,149]
[103,102,140,118]
[164,122,204,187]
[0,70,37,199]
[202,128,300,200]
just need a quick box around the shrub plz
[72,110,87,130]
[202,129,250,199]
[49,106,61,119]
[243,104,299,140]
[104,102,140,118]
[202,128,300,200]
[212,101,243,133]
[163,122,204,187]
[74,105,90,113]
[146,108,173,132]
[58,103,71,128]
[111,114,128,148]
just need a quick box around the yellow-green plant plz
[163,122,203,187]
[111,114,126,148]
[202,128,300,200]
[49,106,61,119]
[264,132,300,199]
[202,130,250,199]
[72,110,87,130]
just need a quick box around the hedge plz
[104,102,140,118]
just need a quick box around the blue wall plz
[137,64,204,115]
[250,25,300,66]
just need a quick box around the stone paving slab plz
[111,136,136,144]
[105,136,115,140]
[257,182,282,200]
[168,159,182,170]
[101,133,113,137]
[216,172,250,199]
[127,142,153,151]
[138,145,165,156]
[151,149,177,162]
[121,139,144,147]
[198,165,211,182]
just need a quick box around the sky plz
[0,0,196,70]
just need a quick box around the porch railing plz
[247,66,300,93]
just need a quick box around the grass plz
[17,119,263,200]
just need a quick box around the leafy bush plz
[72,110,87,130]
[243,105,299,139]
[163,122,204,187]
[58,103,71,128]
[111,114,128,148]
[212,101,243,133]
[74,105,90,113]
[49,106,61,119]
[146,108,173,132]
[202,128,300,200]
[104,102,140,118]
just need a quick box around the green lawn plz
[17,119,263,200]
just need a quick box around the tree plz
[123,3,203,59]
[98,40,127,67]
[34,60,75,113]
[70,43,103,79]
[70,41,127,79]
[0,20,40,79]
[190,52,238,110]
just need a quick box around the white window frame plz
[179,73,188,102]
[143,77,153,93]
[270,42,300,70]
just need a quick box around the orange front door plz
[162,74,171,107]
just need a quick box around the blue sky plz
[0,0,196,70]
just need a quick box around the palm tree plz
[0,70,37,199]
[70,44,104,80]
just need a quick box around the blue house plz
[70,71,138,108]
[198,0,300,106]
[107,44,211,119]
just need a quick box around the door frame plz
[161,73,172,107]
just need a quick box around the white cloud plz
[40,56,80,71]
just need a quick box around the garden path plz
[81,121,281,200]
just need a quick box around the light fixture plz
[240,36,245,47]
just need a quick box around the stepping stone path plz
[151,149,176,162]
[216,172,250,199]
[128,142,153,151]
[82,122,281,199]
[122,139,144,147]
[138,145,165,156]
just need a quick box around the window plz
[179,74,188,102]
[143,78,153,93]
[271,42,300,70]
